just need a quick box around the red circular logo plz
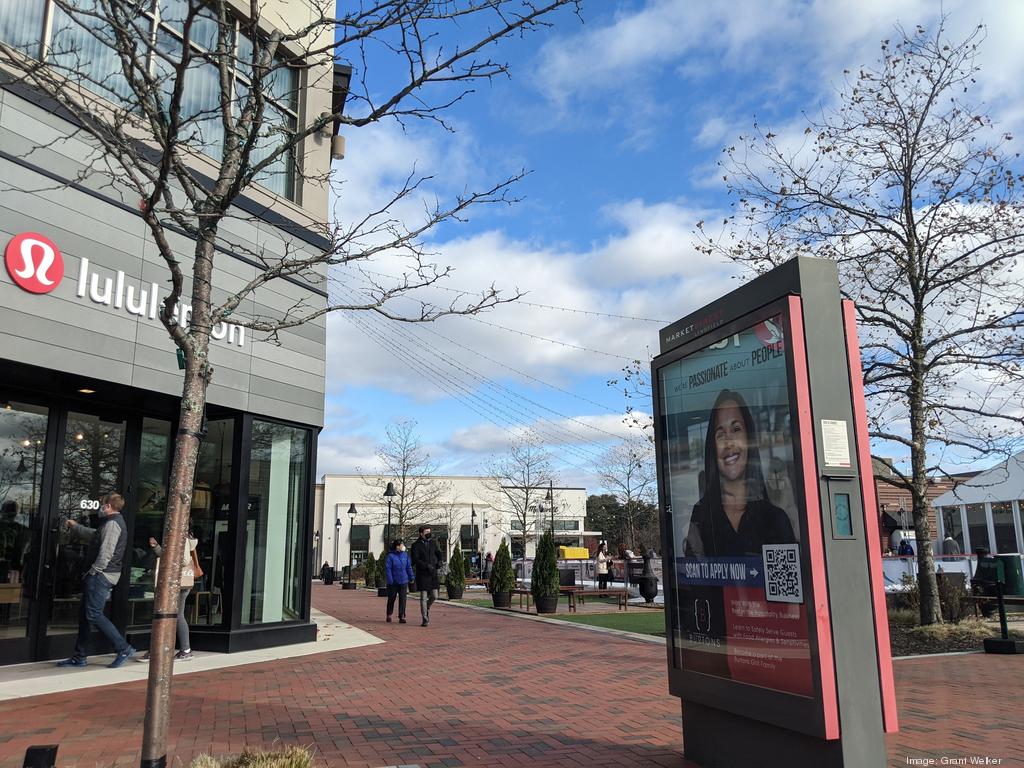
[4,233,64,294]
[754,315,784,345]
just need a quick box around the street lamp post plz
[470,505,477,576]
[313,530,320,577]
[545,481,554,533]
[347,503,357,589]
[383,481,397,551]
[333,517,341,578]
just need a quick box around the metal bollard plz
[23,746,58,768]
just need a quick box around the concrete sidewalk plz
[0,585,1021,768]
[0,608,381,702]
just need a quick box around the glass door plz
[0,401,51,663]
[41,411,126,655]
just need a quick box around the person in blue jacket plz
[385,539,415,624]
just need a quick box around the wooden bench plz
[464,578,489,587]
[576,588,630,611]
[963,594,1024,617]
[511,586,580,613]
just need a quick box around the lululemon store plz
[0,25,333,662]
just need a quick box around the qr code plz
[762,544,804,604]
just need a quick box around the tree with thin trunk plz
[361,419,449,545]
[482,436,556,560]
[0,0,581,761]
[594,438,657,553]
[696,22,1024,626]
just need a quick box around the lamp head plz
[383,481,397,498]
[334,518,341,530]
[347,503,357,519]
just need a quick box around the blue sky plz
[320,0,1024,490]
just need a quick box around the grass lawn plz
[553,611,666,636]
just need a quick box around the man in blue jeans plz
[56,492,136,669]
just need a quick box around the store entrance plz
[0,403,127,663]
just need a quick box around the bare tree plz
[697,22,1024,625]
[594,438,657,553]
[433,493,464,559]
[0,0,581,760]
[482,437,556,560]
[361,419,449,545]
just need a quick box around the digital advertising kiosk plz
[652,257,898,767]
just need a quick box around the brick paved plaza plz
[0,585,1021,767]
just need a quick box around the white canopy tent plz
[932,452,1024,556]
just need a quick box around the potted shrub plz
[489,540,514,608]
[446,546,466,600]
[364,552,377,589]
[531,529,560,614]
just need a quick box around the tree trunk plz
[909,372,941,625]
[140,232,216,766]
[139,360,208,766]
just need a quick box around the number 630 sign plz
[79,499,100,510]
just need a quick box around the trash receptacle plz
[996,554,1024,595]
[323,567,335,585]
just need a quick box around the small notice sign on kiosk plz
[652,257,897,768]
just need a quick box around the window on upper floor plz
[0,0,299,200]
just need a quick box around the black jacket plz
[411,536,443,591]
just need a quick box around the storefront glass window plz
[0,0,45,56]
[940,506,964,555]
[0,402,48,641]
[965,504,988,553]
[190,419,234,627]
[991,502,1017,554]
[243,420,308,624]
[128,418,173,628]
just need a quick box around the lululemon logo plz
[5,233,64,294]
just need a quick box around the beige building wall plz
[314,475,590,571]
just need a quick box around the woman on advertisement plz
[685,389,795,558]
[680,388,796,679]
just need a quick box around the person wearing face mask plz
[411,525,443,626]
[384,539,415,623]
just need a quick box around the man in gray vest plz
[57,492,136,668]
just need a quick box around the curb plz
[441,597,666,645]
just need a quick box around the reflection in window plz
[190,419,234,627]
[243,420,308,624]
[965,504,988,553]
[0,402,48,641]
[49,0,140,105]
[991,503,1017,554]
[128,418,172,628]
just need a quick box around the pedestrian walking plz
[385,539,414,623]
[139,527,198,661]
[411,525,443,626]
[56,493,136,669]
[482,551,494,581]
[595,542,611,590]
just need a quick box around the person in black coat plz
[410,525,443,626]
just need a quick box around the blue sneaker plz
[108,647,136,668]
[56,656,87,668]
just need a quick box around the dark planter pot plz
[447,585,464,600]
[636,575,658,604]
[534,594,559,614]
[341,582,358,590]
[377,587,389,597]
[491,591,512,609]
